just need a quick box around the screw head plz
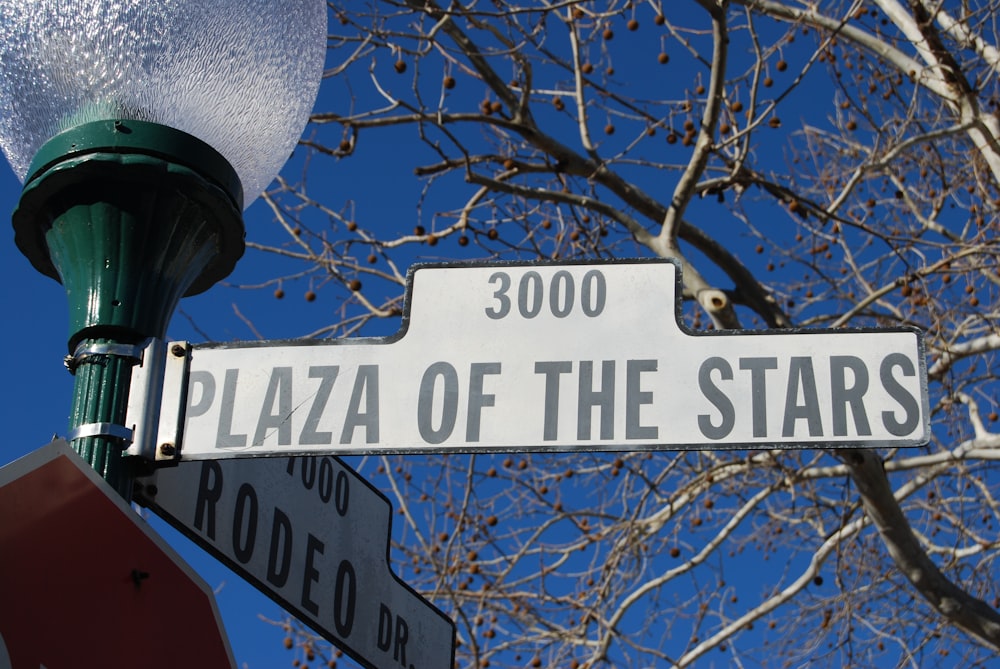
[170,344,186,357]
[159,443,176,457]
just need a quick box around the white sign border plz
[172,258,931,457]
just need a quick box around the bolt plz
[159,443,176,457]
[170,344,186,357]
[131,569,150,588]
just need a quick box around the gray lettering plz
[830,356,872,436]
[625,359,657,439]
[417,362,459,444]
[300,366,339,445]
[341,365,380,444]
[535,361,572,441]
[782,357,822,437]
[187,371,216,418]
[698,357,735,439]
[578,360,615,440]
[217,369,247,448]
[253,367,293,446]
[467,362,501,441]
[880,353,920,436]
[739,357,778,438]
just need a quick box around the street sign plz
[143,259,929,458]
[136,455,456,669]
[0,440,235,669]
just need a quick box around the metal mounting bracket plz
[64,341,145,375]
[125,339,189,462]
[66,421,134,445]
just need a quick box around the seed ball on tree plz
[394,59,407,73]
[349,279,362,292]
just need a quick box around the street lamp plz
[0,1,326,499]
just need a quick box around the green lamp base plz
[12,120,245,498]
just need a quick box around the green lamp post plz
[0,1,326,500]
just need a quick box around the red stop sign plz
[0,441,234,668]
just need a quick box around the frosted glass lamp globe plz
[0,0,326,205]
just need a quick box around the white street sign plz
[136,455,455,669]
[163,260,929,458]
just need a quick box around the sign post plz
[136,455,456,669]
[138,260,929,459]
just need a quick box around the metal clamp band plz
[65,342,144,374]
[66,422,134,445]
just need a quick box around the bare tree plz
[254,1,1000,667]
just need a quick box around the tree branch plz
[838,448,1000,650]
